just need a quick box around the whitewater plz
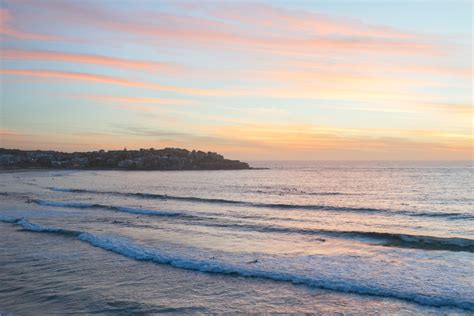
[1,161,473,314]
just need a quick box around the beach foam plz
[0,217,472,311]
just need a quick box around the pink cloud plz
[186,2,422,40]
[0,8,59,41]
[0,69,240,96]
[4,1,437,56]
[1,49,181,73]
[80,95,193,106]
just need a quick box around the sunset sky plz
[0,0,472,160]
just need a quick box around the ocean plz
[0,161,473,315]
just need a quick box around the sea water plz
[0,161,472,314]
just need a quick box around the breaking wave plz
[0,217,472,311]
[0,216,80,236]
[191,221,474,253]
[18,200,474,253]
[32,199,183,217]
[49,187,473,220]
[0,214,22,223]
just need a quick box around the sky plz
[0,0,472,160]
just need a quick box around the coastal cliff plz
[0,148,250,170]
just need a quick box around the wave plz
[251,188,347,196]
[0,217,472,311]
[17,219,81,236]
[50,187,87,193]
[78,234,474,310]
[22,199,474,253]
[0,216,80,236]
[49,187,473,220]
[334,231,474,253]
[193,222,474,253]
[0,214,22,223]
[307,192,344,196]
[32,199,183,217]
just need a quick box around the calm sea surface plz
[0,161,473,314]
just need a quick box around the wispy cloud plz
[4,1,437,56]
[181,2,422,40]
[0,69,239,96]
[0,8,59,41]
[1,49,181,73]
[77,95,193,106]
[80,95,194,115]
[0,128,26,137]
[208,123,473,159]
[2,68,469,115]
[1,1,471,159]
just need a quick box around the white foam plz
[17,218,63,233]
[78,232,474,311]
[33,199,181,217]
[34,199,96,208]
[1,216,473,310]
[114,206,180,216]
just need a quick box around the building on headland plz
[0,148,250,170]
